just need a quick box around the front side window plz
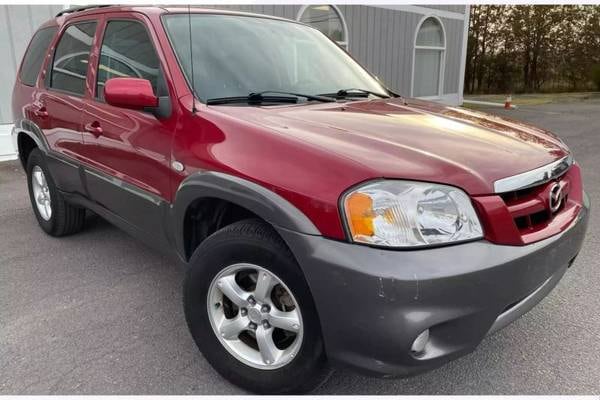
[298,5,347,47]
[162,14,384,103]
[96,20,161,100]
[20,27,58,86]
[50,22,97,95]
[413,17,445,98]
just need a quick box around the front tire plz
[183,219,330,394]
[26,148,85,236]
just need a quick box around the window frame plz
[296,5,349,49]
[92,17,165,102]
[45,19,99,98]
[411,15,446,99]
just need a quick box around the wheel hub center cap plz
[248,307,262,323]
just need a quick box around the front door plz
[79,14,178,238]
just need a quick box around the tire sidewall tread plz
[26,149,85,236]
[184,219,330,394]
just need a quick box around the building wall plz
[422,5,467,13]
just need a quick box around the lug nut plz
[248,322,257,330]
[262,321,270,329]
[261,304,270,313]
[247,296,256,305]
[240,308,247,316]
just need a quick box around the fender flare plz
[13,119,50,166]
[171,171,321,260]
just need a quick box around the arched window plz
[412,16,445,98]
[297,5,348,48]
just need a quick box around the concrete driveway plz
[1,99,599,394]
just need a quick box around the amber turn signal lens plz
[344,192,374,238]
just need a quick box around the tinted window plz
[96,20,161,100]
[20,27,57,86]
[50,22,97,95]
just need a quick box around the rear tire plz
[183,219,331,394]
[26,148,85,236]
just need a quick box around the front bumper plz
[278,192,589,377]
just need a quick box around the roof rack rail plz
[56,5,113,18]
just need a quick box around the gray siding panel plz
[442,18,463,94]
[203,4,299,19]
[0,5,62,124]
[346,8,424,96]
[422,5,466,14]
[0,7,17,123]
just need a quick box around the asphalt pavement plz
[1,99,599,394]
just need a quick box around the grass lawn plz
[463,92,600,106]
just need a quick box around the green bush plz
[592,65,600,91]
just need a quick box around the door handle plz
[33,106,48,118]
[84,121,103,137]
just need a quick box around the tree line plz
[465,5,600,94]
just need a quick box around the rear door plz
[79,12,177,238]
[38,17,100,193]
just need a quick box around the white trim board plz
[371,5,466,21]
[0,124,17,162]
[417,92,461,106]
[458,5,470,105]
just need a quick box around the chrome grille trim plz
[493,154,573,194]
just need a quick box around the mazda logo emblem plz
[548,183,564,213]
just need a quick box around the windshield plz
[162,14,388,103]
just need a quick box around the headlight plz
[342,180,483,247]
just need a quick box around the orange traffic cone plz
[504,95,513,109]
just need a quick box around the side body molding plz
[171,171,321,260]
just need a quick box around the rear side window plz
[50,22,97,95]
[20,27,57,86]
[96,20,161,100]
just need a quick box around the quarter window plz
[298,5,347,48]
[96,20,161,100]
[50,22,97,95]
[20,27,58,87]
[413,17,445,98]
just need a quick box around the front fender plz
[171,171,321,260]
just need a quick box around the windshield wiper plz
[206,91,336,106]
[320,88,391,100]
[251,91,336,103]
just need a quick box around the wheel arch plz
[173,171,321,261]
[14,120,49,169]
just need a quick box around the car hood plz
[212,97,570,195]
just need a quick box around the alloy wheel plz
[207,263,303,370]
[31,166,52,221]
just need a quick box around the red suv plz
[12,6,589,394]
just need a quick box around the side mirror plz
[104,78,158,110]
